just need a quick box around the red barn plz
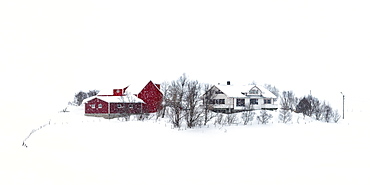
[84,81,163,118]
[135,81,163,113]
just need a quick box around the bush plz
[257,110,273,124]
[332,110,341,123]
[279,108,292,123]
[242,110,255,125]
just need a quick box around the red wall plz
[85,98,109,114]
[137,81,163,113]
[85,98,144,114]
[85,81,163,115]
[110,103,144,114]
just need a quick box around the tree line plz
[72,90,100,106]
[158,74,279,128]
[279,91,341,123]
[158,74,213,128]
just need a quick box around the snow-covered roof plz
[97,89,117,96]
[82,80,161,105]
[126,80,162,95]
[97,80,160,96]
[256,86,277,99]
[214,84,277,99]
[125,81,148,95]
[83,95,145,104]
[214,85,249,98]
[82,96,96,104]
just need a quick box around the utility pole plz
[340,92,345,119]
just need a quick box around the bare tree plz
[333,109,341,123]
[184,80,203,128]
[280,91,297,111]
[214,113,224,126]
[159,81,170,118]
[313,100,325,121]
[87,89,99,97]
[225,113,238,125]
[279,108,292,123]
[167,74,187,128]
[257,110,273,124]
[74,90,100,106]
[323,103,333,123]
[242,103,255,125]
[305,95,319,117]
[213,113,238,126]
[74,91,88,106]
[201,83,217,126]
[279,91,293,123]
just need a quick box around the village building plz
[203,82,278,113]
[83,81,163,118]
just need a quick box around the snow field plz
[3,106,370,185]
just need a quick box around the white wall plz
[212,94,233,109]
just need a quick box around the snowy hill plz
[2,106,370,185]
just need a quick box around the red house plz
[84,81,163,118]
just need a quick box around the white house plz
[203,82,278,113]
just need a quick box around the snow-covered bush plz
[214,113,224,125]
[279,108,292,123]
[333,110,341,123]
[242,110,255,125]
[225,113,238,125]
[257,110,273,124]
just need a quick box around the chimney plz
[113,89,123,96]
[227,81,231,85]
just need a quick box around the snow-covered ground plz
[1,106,370,185]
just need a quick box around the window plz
[236,99,245,106]
[210,99,225,104]
[264,99,271,104]
[250,89,259,94]
[117,104,123,108]
[250,99,258,105]
[91,104,95,108]
[129,104,133,109]
[216,99,225,104]
[98,104,102,108]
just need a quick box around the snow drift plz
[2,106,370,185]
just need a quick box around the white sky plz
[1,0,370,123]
